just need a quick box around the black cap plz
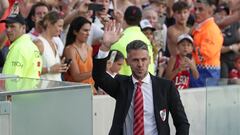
[0,14,25,25]
[124,6,142,22]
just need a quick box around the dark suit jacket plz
[93,57,190,135]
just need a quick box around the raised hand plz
[78,0,91,15]
[113,10,123,24]
[101,20,122,51]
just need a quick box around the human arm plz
[166,0,175,18]
[184,57,199,79]
[99,20,122,52]
[63,0,91,28]
[167,27,178,56]
[42,58,68,74]
[216,2,240,29]
[217,12,240,29]
[112,0,117,10]
[165,56,190,80]
[131,0,142,8]
[0,0,9,18]
[165,56,178,80]
[221,43,240,54]
[113,10,124,25]
[34,40,68,74]
[2,51,25,77]
[167,80,190,134]
[63,46,92,82]
[92,20,122,97]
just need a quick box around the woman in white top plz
[34,11,68,81]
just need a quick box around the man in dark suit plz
[93,22,189,135]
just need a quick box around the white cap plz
[177,33,193,44]
[140,19,156,31]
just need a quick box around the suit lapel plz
[125,77,135,116]
[151,75,161,112]
[127,77,134,102]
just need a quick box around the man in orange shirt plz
[190,0,223,87]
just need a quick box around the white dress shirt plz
[123,74,158,135]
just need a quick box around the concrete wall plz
[0,101,11,135]
[2,85,240,135]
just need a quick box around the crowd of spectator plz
[1,0,240,92]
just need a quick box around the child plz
[229,55,240,79]
[106,50,125,78]
[140,19,168,77]
[97,50,124,95]
[167,1,190,56]
[165,34,199,90]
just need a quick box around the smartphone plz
[64,59,72,66]
[88,3,104,11]
[109,51,117,64]
[186,53,192,59]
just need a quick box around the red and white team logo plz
[160,109,166,121]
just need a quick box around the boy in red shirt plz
[165,34,199,90]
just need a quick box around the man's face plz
[194,2,211,23]
[6,23,26,42]
[174,9,190,25]
[126,49,150,80]
[95,0,109,15]
[32,6,49,23]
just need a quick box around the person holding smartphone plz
[34,11,69,81]
[63,16,97,94]
[165,34,199,90]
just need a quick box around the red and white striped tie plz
[133,81,144,135]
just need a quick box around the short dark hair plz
[126,40,148,53]
[124,6,142,26]
[172,1,190,12]
[26,2,49,31]
[30,2,49,17]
